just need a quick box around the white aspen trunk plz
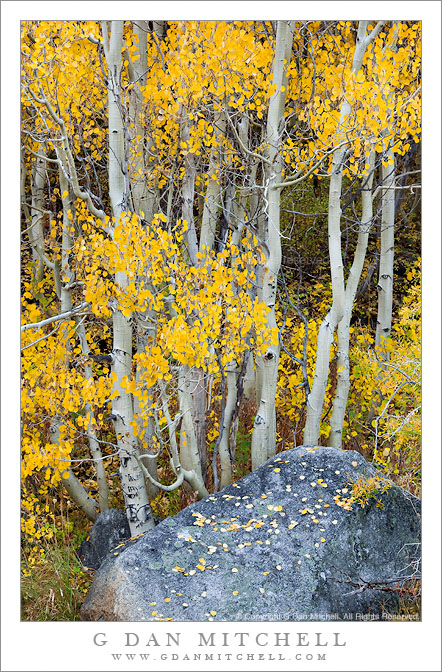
[251,20,295,469]
[177,146,207,488]
[180,120,199,265]
[217,366,238,489]
[21,148,32,231]
[232,193,256,405]
[178,129,207,472]
[127,21,160,496]
[247,130,265,409]
[178,363,208,486]
[134,312,159,499]
[128,21,149,219]
[29,147,46,283]
[329,151,375,449]
[375,149,395,359]
[128,20,160,223]
[178,365,204,481]
[193,367,207,482]
[111,309,154,533]
[234,155,257,406]
[304,21,374,447]
[103,20,154,535]
[58,169,73,314]
[199,112,225,253]
[157,381,209,499]
[214,191,249,489]
[103,21,126,216]
[243,354,256,403]
[180,105,216,485]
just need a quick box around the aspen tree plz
[251,20,295,469]
[127,21,164,497]
[100,20,155,534]
[29,146,47,283]
[303,20,385,446]
[329,152,376,449]
[375,149,396,360]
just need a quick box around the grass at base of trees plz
[21,513,93,621]
[396,579,421,620]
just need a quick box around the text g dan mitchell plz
[93,631,345,660]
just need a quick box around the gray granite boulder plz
[80,446,421,621]
[78,509,131,570]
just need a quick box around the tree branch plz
[21,321,63,351]
[26,85,107,224]
[21,302,90,332]
[136,453,185,492]
[272,140,349,189]
[225,110,271,166]
[365,21,386,47]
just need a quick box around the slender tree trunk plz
[329,151,375,449]
[243,355,256,403]
[180,106,226,484]
[247,133,265,409]
[58,169,103,515]
[193,368,207,482]
[126,21,161,497]
[128,20,161,223]
[103,20,154,535]
[157,381,209,499]
[134,315,159,499]
[242,152,259,406]
[128,21,150,219]
[304,21,380,446]
[111,309,154,534]
[180,119,199,266]
[200,111,225,253]
[251,20,295,469]
[214,174,250,488]
[217,365,237,489]
[29,146,46,283]
[177,115,208,480]
[58,169,73,315]
[375,149,395,360]
[178,364,205,483]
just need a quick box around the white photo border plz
[2,2,440,671]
